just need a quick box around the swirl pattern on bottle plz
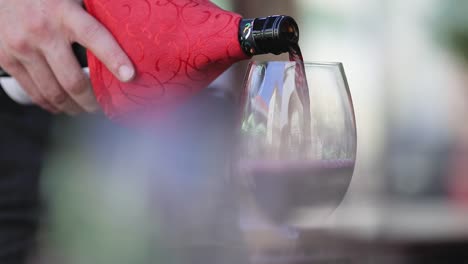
[84,0,248,122]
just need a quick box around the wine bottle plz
[84,0,299,122]
[0,0,299,123]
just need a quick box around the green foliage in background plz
[210,0,232,10]
[437,0,468,63]
[241,114,266,136]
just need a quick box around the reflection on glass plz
[237,61,356,254]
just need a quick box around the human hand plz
[0,0,135,114]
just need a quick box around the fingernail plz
[66,108,82,116]
[118,65,135,82]
[86,103,100,113]
[84,94,100,113]
[64,100,84,116]
[43,103,59,114]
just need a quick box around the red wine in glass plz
[240,159,355,223]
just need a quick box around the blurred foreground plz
[31,0,468,263]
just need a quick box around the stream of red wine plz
[288,44,312,152]
[288,44,310,114]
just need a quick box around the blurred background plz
[32,0,468,263]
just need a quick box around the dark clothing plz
[0,88,51,263]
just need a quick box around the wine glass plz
[236,61,356,251]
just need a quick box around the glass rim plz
[248,61,343,67]
[246,60,349,97]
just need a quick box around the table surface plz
[289,199,468,247]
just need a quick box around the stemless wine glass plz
[237,61,356,252]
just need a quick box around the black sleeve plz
[0,88,52,264]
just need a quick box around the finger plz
[64,3,135,82]
[42,39,99,113]
[0,48,58,113]
[20,53,83,115]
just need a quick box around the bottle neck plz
[239,15,300,57]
